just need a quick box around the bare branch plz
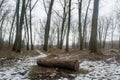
[42,0,47,14]
[0,0,5,9]
[53,9,63,19]
[31,0,39,10]
[58,0,64,8]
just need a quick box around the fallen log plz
[37,58,79,71]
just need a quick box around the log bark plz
[37,58,79,71]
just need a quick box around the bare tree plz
[12,0,26,52]
[98,18,104,48]
[78,0,82,50]
[9,10,16,46]
[118,27,120,50]
[71,23,78,48]
[0,9,9,44]
[59,0,68,49]
[111,19,117,48]
[89,0,99,53]
[43,0,54,51]
[29,0,33,50]
[0,0,10,44]
[66,0,71,51]
[102,17,111,48]
[81,0,91,50]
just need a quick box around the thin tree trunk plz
[25,13,30,50]
[102,19,110,48]
[82,0,91,49]
[9,11,16,46]
[29,0,34,50]
[0,0,4,9]
[111,22,116,48]
[0,18,4,43]
[98,19,104,48]
[59,0,67,49]
[57,26,60,48]
[0,10,9,43]
[119,36,120,49]
[66,0,71,52]
[12,0,20,51]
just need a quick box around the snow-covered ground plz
[75,60,120,80]
[58,58,120,80]
[0,50,47,80]
[0,51,120,80]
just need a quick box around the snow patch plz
[0,51,47,80]
[76,60,120,80]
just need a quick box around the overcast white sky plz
[100,0,115,16]
[7,0,116,22]
[5,0,119,44]
[32,0,119,43]
[32,0,115,20]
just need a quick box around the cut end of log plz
[37,58,79,71]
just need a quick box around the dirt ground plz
[30,48,120,80]
[0,48,120,80]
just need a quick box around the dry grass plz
[37,48,119,62]
[77,68,89,74]
[42,48,104,61]
[0,50,16,59]
[30,65,50,74]
[0,42,39,59]
[83,53,103,61]
[0,49,40,67]
[0,49,39,63]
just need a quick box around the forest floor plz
[30,48,120,80]
[0,48,120,80]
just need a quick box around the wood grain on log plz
[37,58,79,71]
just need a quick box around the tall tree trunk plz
[102,18,110,48]
[111,30,114,48]
[25,13,30,50]
[72,35,76,48]
[29,0,34,50]
[78,0,82,50]
[82,0,91,49]
[89,0,99,53]
[111,22,116,48]
[59,0,67,49]
[119,36,120,49]
[13,0,26,52]
[66,0,71,52]
[43,0,54,51]
[12,0,20,52]
[57,26,60,48]
[9,11,16,46]
[0,9,9,44]
[98,19,104,48]
[0,17,5,43]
